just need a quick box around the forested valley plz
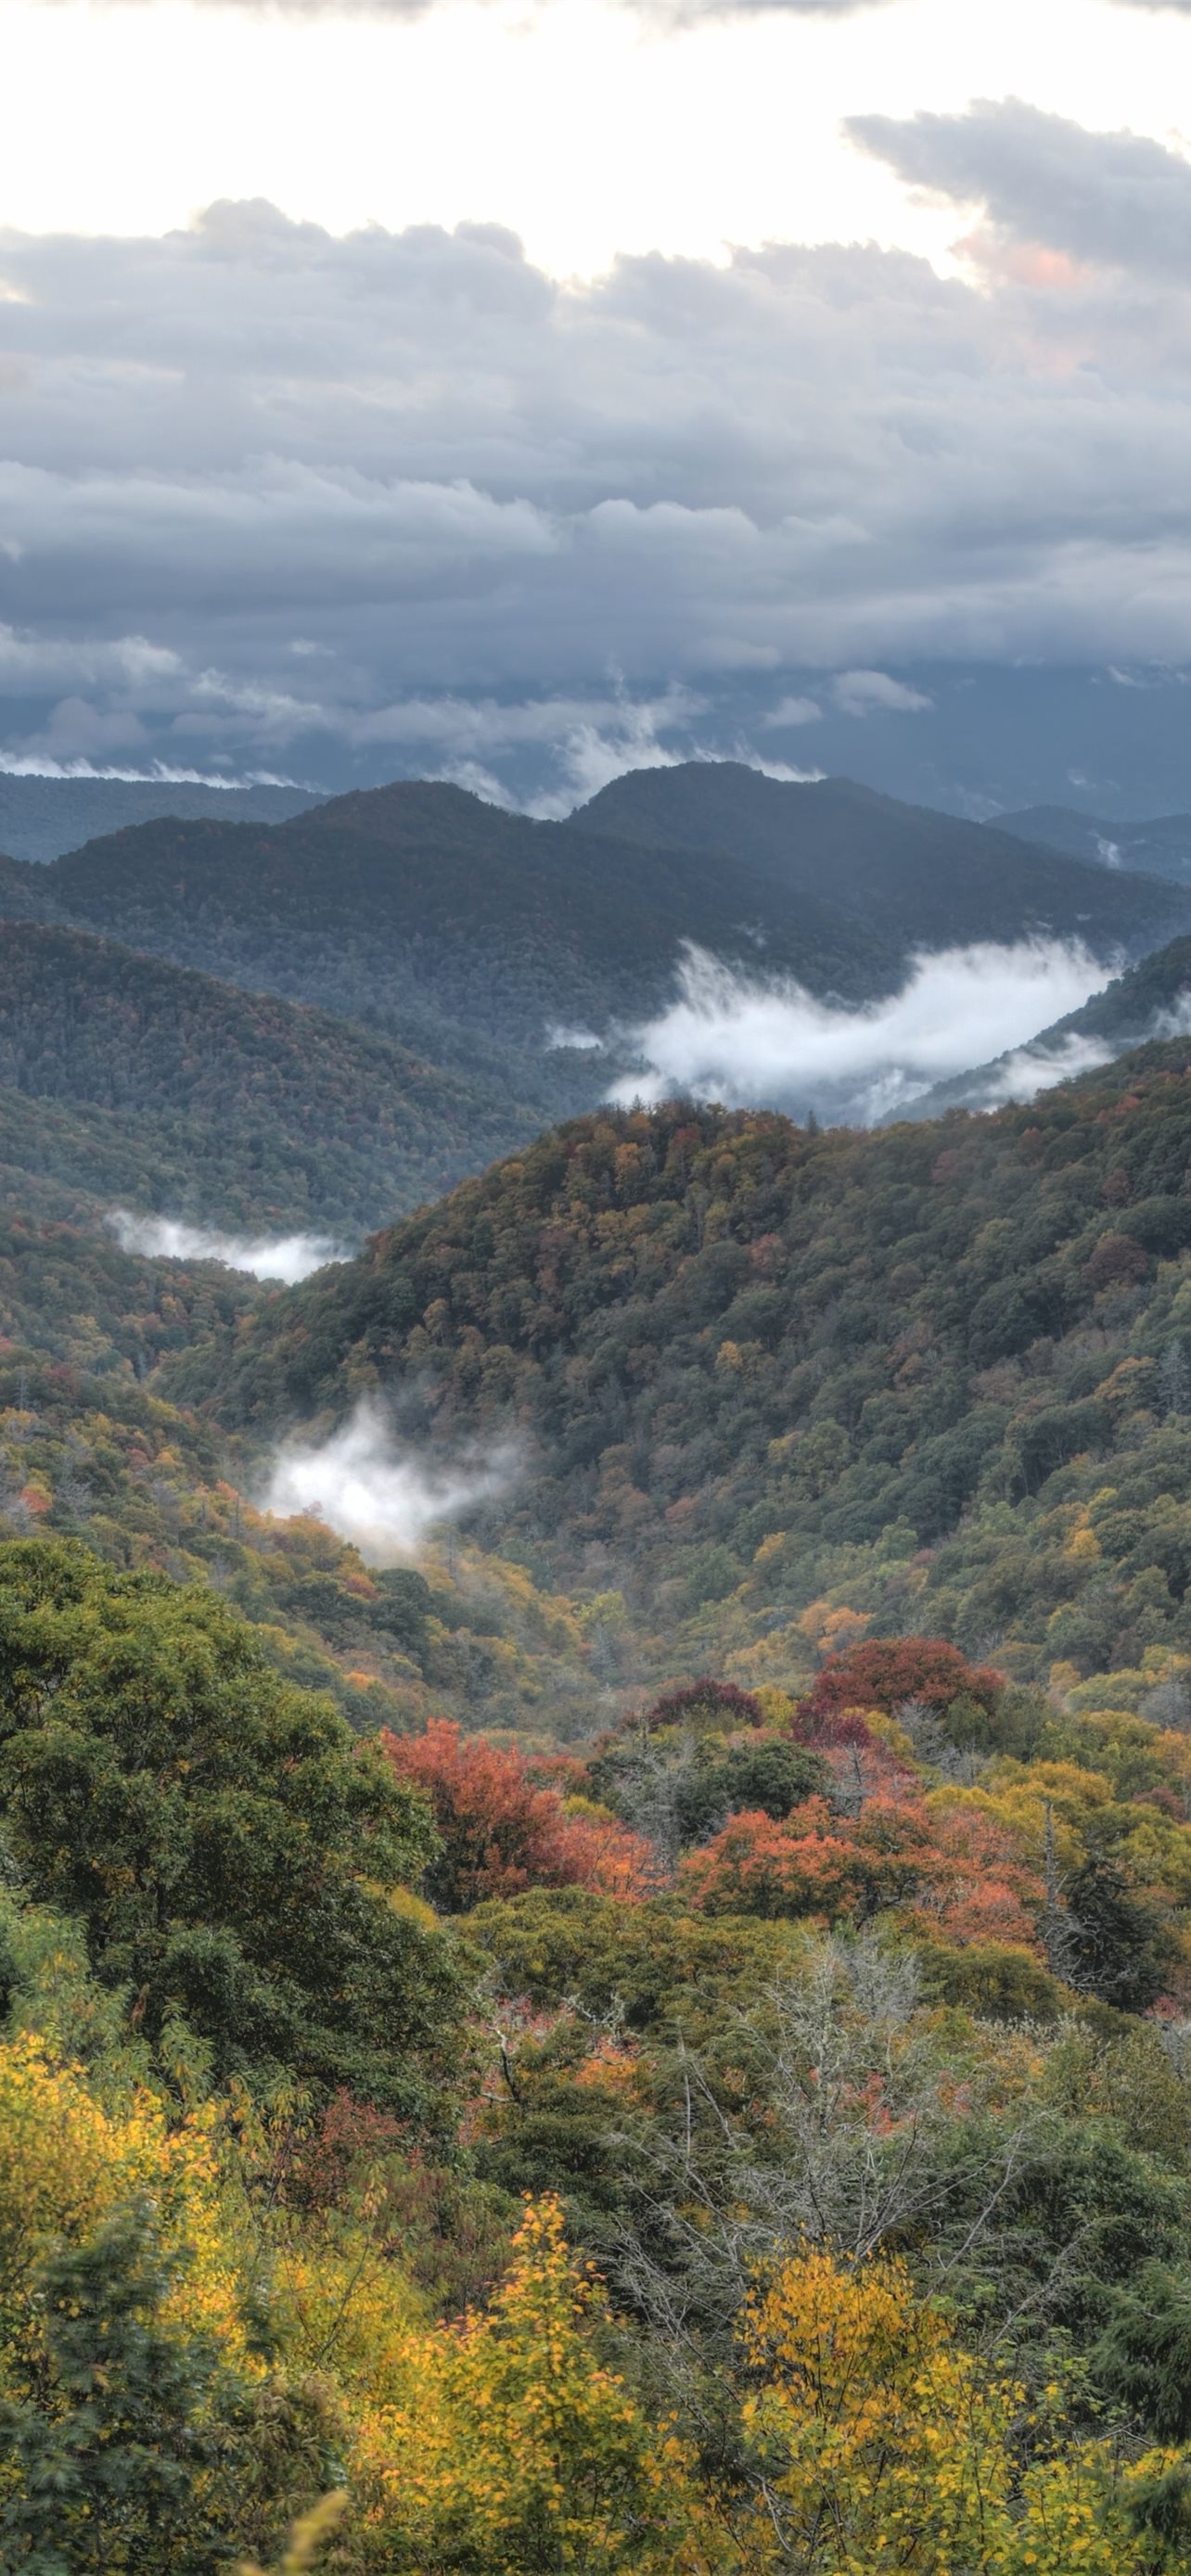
[6,774,1191,2568]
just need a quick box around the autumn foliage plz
[679,1790,1044,1944]
[741,2243,1176,2574]
[801,1636,1005,1728]
[352,2197,710,2572]
[380,1720,655,1910]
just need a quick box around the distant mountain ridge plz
[2,766,1185,1049]
[0,773,323,865]
[573,765,1190,953]
[1000,803,1191,884]
[0,919,550,1234]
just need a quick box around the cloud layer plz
[612,937,1110,1122]
[109,1211,344,1283]
[4,100,1191,801]
[263,1400,518,1561]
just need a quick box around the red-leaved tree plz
[637,1679,766,1736]
[678,1788,1044,1948]
[380,1721,654,1911]
[800,1638,1005,1733]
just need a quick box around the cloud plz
[262,1399,518,1562]
[611,937,1110,1123]
[0,752,300,784]
[108,1211,344,1282]
[762,695,823,728]
[831,670,934,717]
[850,97,1191,281]
[984,1033,1117,1101]
[6,112,1191,799]
[635,0,895,16]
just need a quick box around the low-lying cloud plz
[263,1400,518,1562]
[981,1032,1117,1104]
[612,938,1111,1124]
[109,1211,344,1283]
[0,753,302,786]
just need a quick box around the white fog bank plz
[263,1401,518,1562]
[611,938,1113,1126]
[108,1211,345,1284]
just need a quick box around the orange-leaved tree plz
[678,1796,930,1926]
[380,1721,654,1911]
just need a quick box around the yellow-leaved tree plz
[352,2196,719,2574]
[737,2243,1185,2576]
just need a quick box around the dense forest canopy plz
[0,920,547,1232]
[183,1041,1191,1700]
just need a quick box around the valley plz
[6,764,1191,2570]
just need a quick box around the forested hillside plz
[0,782,897,1045]
[2,772,1183,1087]
[7,1029,1191,2564]
[188,1043,1191,1700]
[0,920,547,1232]
[577,763,1190,953]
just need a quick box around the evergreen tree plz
[0,2201,248,2574]
[1065,1850,1173,2012]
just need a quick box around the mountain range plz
[1003,803,1191,884]
[0,772,321,865]
[1,764,1188,1219]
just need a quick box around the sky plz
[3,0,1191,812]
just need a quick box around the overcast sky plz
[2,0,1191,810]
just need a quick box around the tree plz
[352,2198,711,2573]
[1064,1851,1175,2013]
[1094,2264,1191,2441]
[381,1721,653,1911]
[678,1802,869,1922]
[801,1637,1005,1732]
[637,1682,766,1738]
[738,2242,1173,2575]
[677,1795,934,1926]
[0,1539,466,2111]
[0,2201,254,2575]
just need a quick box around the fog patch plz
[1153,992,1191,1039]
[109,1211,345,1283]
[983,1033,1118,1103]
[263,1400,518,1563]
[546,1023,605,1051]
[611,937,1111,1125]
